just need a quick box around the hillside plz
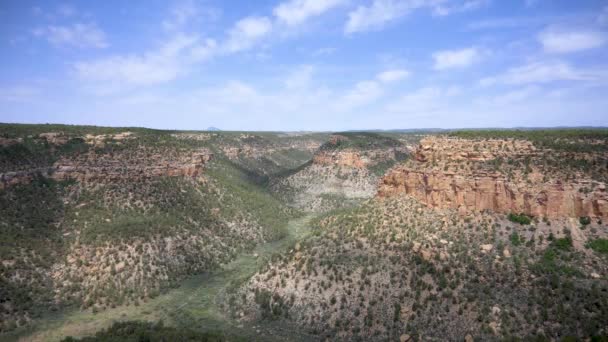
[269,132,411,212]
[228,130,608,341]
[0,124,323,335]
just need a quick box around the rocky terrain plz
[270,132,410,212]
[1,125,607,341]
[0,124,322,334]
[229,130,608,341]
[379,135,608,219]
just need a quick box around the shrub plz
[508,213,532,225]
[510,232,522,246]
[61,320,232,341]
[587,239,608,255]
[579,216,592,226]
[552,237,573,251]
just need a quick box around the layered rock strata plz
[378,137,608,219]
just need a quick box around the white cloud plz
[74,34,199,88]
[345,0,416,34]
[33,23,108,48]
[377,69,410,82]
[480,61,595,86]
[345,0,488,34]
[74,10,274,90]
[432,47,481,70]
[224,16,272,53]
[330,68,410,111]
[162,1,220,31]
[162,1,199,31]
[333,80,383,111]
[538,29,605,53]
[274,0,345,26]
[432,0,488,16]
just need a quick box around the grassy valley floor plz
[9,215,318,342]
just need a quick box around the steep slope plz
[0,125,299,333]
[230,197,608,341]
[270,132,409,212]
[229,130,608,341]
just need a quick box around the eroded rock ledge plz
[378,137,608,219]
[0,148,213,189]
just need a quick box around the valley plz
[0,124,607,341]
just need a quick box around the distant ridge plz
[207,126,221,131]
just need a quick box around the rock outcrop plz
[379,167,608,219]
[378,136,608,219]
[0,148,213,189]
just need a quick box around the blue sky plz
[1,0,607,131]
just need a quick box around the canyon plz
[1,125,607,341]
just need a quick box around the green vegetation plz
[319,132,402,151]
[368,151,408,176]
[61,321,236,341]
[587,239,608,255]
[552,237,573,251]
[207,158,295,241]
[450,129,608,152]
[579,216,592,226]
[509,232,523,246]
[0,176,68,258]
[508,213,532,225]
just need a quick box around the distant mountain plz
[207,126,221,131]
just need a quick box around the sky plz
[0,0,607,131]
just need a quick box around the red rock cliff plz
[378,137,608,219]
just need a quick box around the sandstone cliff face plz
[312,148,407,168]
[0,148,213,189]
[51,149,212,183]
[312,150,366,168]
[379,167,608,219]
[272,135,410,212]
[378,137,608,219]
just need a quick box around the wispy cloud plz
[223,16,273,53]
[433,47,482,70]
[538,28,605,53]
[480,61,596,86]
[74,34,199,90]
[345,0,419,34]
[432,0,489,16]
[345,0,488,34]
[376,69,410,82]
[162,0,220,31]
[33,23,108,48]
[274,0,345,27]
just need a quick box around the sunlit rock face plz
[378,137,608,219]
